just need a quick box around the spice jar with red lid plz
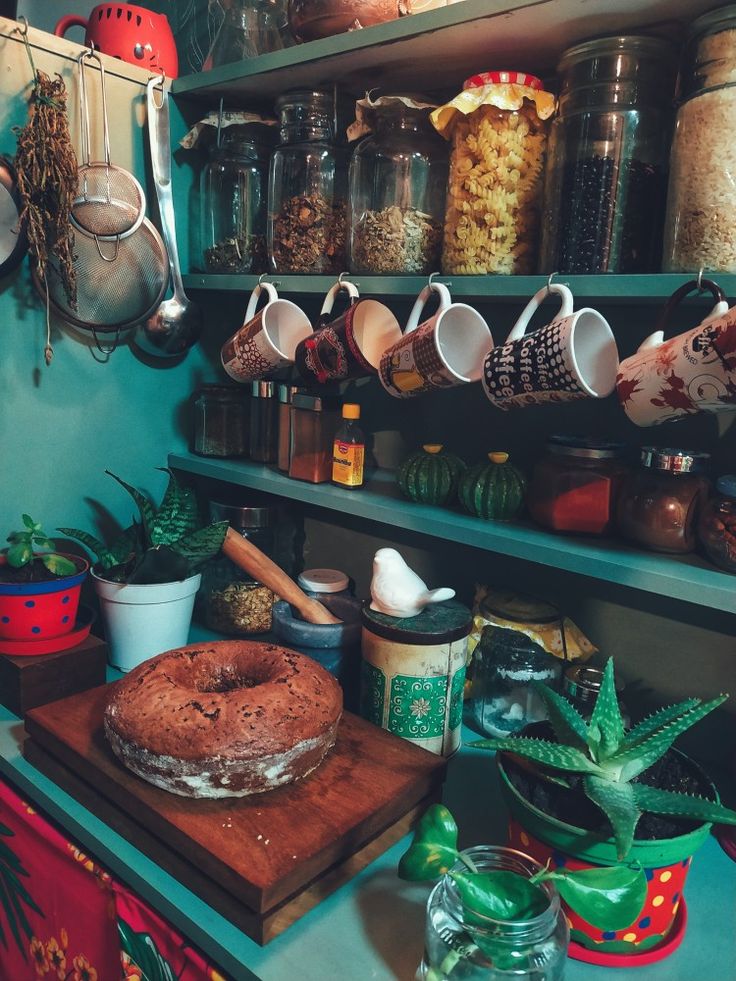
[698,475,736,572]
[526,436,629,536]
[617,447,711,554]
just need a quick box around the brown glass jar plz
[527,436,629,536]
[698,475,736,573]
[617,447,711,554]
[193,384,249,457]
[289,392,340,483]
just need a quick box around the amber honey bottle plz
[332,403,365,489]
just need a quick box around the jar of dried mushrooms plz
[268,89,348,274]
[347,94,447,275]
[431,71,555,275]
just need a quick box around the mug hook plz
[547,271,558,294]
[428,271,441,286]
[338,271,350,285]
[16,14,29,37]
[258,273,269,285]
[697,266,705,292]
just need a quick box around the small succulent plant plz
[4,515,76,578]
[473,659,736,859]
[59,469,228,585]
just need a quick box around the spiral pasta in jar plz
[431,71,555,275]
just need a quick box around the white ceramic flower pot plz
[92,571,201,672]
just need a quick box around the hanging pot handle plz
[639,278,728,352]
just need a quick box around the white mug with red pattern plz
[616,279,734,427]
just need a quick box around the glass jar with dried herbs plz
[348,95,448,275]
[268,90,348,274]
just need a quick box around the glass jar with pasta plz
[430,71,555,275]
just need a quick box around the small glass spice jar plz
[289,392,340,483]
[526,436,630,536]
[431,71,555,275]
[193,384,249,458]
[617,447,711,554]
[698,475,736,573]
[348,94,448,275]
[420,847,569,980]
[249,381,278,463]
[268,89,348,274]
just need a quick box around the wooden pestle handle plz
[222,527,342,626]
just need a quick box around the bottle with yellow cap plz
[458,451,526,520]
[332,403,365,489]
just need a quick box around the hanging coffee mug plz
[221,282,312,382]
[616,279,734,427]
[295,278,403,384]
[482,284,619,410]
[379,282,493,399]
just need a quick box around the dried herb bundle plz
[15,70,78,305]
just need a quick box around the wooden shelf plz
[169,453,736,614]
[171,0,714,102]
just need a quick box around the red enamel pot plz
[0,554,89,642]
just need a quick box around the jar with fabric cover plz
[540,37,677,274]
[348,94,448,274]
[431,72,555,275]
[268,90,348,273]
[663,6,736,272]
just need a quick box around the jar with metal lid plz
[199,502,276,635]
[200,123,276,274]
[347,95,447,274]
[250,381,278,463]
[526,436,630,536]
[431,71,555,274]
[420,846,569,981]
[540,37,677,274]
[698,475,736,572]
[289,392,340,482]
[193,384,249,458]
[268,90,348,274]
[663,6,736,272]
[563,663,629,725]
[297,568,352,597]
[277,384,301,472]
[617,447,711,553]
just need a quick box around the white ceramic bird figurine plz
[370,548,455,618]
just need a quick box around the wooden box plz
[0,634,108,717]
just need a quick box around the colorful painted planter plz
[0,555,89,642]
[498,753,714,958]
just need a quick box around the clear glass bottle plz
[193,384,249,458]
[698,475,736,573]
[617,447,711,554]
[268,90,348,274]
[332,403,365,488]
[540,37,677,274]
[249,381,278,463]
[200,124,275,274]
[204,0,287,68]
[420,847,569,980]
[348,97,448,275]
[663,7,736,272]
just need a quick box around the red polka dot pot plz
[0,554,89,642]
[498,753,715,959]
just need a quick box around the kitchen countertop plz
[0,686,734,981]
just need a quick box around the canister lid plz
[278,384,301,404]
[208,501,274,529]
[292,392,340,412]
[480,587,561,625]
[464,71,543,90]
[716,474,736,498]
[639,447,710,474]
[361,599,472,644]
[298,568,350,593]
[196,383,247,401]
[547,435,624,460]
[563,664,605,706]
[251,381,275,398]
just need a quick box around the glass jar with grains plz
[430,71,555,275]
[268,90,348,274]
[348,94,448,275]
[540,37,677,274]
[663,6,736,272]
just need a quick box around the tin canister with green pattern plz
[360,599,471,756]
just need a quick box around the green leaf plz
[5,532,28,544]
[40,554,77,577]
[169,521,229,570]
[106,471,155,546]
[5,542,32,568]
[398,804,459,881]
[57,528,107,563]
[588,660,625,761]
[152,469,199,545]
[118,919,176,981]
[127,546,190,585]
[472,736,602,774]
[31,536,55,552]
[533,682,589,752]
[617,700,700,752]
[21,515,36,530]
[450,870,548,925]
[547,865,647,930]
[583,775,641,860]
[632,783,736,826]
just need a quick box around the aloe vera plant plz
[59,469,228,585]
[473,659,736,859]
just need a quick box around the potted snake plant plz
[472,659,736,957]
[60,469,227,672]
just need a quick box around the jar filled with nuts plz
[698,475,736,573]
[268,90,348,274]
[348,94,448,275]
[431,71,555,275]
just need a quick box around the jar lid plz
[278,384,301,404]
[563,664,605,706]
[297,568,349,593]
[208,501,274,529]
[196,383,246,400]
[547,435,624,460]
[480,587,561,625]
[689,5,736,41]
[464,71,543,90]
[292,393,340,412]
[361,599,472,643]
[716,474,736,498]
[639,447,710,474]
[251,381,275,398]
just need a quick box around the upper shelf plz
[169,453,736,615]
[171,0,715,102]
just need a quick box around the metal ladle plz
[135,76,201,358]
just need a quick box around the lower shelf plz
[169,453,736,614]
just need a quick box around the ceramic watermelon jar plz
[397,444,466,505]
[458,451,526,520]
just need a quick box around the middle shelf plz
[169,452,736,615]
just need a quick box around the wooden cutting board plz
[24,683,446,939]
